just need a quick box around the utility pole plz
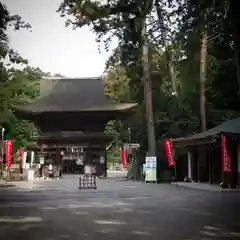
[142,20,156,157]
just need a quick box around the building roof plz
[13,77,137,113]
[173,116,240,146]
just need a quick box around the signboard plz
[145,156,157,182]
[66,147,84,153]
[123,143,140,149]
[123,143,140,154]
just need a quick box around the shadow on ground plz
[1,221,240,240]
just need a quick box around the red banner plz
[120,148,128,169]
[164,139,175,166]
[5,140,13,167]
[221,135,232,172]
[19,147,24,168]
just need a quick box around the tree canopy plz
[0,3,59,155]
[58,0,240,168]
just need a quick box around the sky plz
[3,0,117,77]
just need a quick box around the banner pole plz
[172,146,178,188]
[221,135,225,198]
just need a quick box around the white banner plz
[22,152,27,169]
[30,151,34,168]
[40,156,45,165]
[145,156,157,182]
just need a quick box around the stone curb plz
[170,182,240,192]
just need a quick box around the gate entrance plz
[13,77,137,179]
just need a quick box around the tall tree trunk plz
[234,37,240,97]
[142,20,156,156]
[229,0,240,97]
[198,28,208,183]
[200,29,207,132]
[155,0,177,95]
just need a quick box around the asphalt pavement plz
[0,172,240,240]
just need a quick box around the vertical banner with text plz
[120,148,128,169]
[164,139,175,167]
[221,135,232,173]
[5,140,13,167]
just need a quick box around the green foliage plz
[0,2,31,65]
[59,0,240,165]
[0,67,42,151]
[102,0,239,151]
[0,3,42,153]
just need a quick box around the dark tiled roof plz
[173,116,240,145]
[13,77,137,113]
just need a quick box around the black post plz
[1,128,5,178]
[172,146,178,188]
[128,127,131,164]
[174,164,178,188]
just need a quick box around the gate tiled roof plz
[13,77,137,113]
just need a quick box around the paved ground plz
[0,173,240,240]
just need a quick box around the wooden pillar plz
[56,147,61,166]
[104,152,107,178]
[237,144,240,185]
[208,154,212,184]
[192,151,197,182]
[187,152,192,180]
[197,151,200,182]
